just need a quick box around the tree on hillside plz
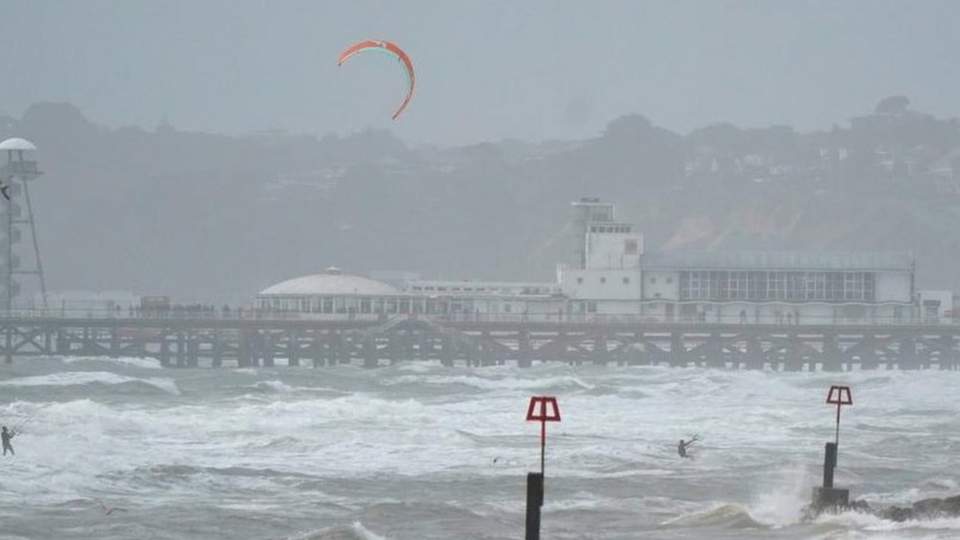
[603,114,653,140]
[875,95,910,115]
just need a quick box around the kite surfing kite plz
[337,40,415,120]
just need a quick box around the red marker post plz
[826,385,853,446]
[526,396,561,476]
[815,385,854,509]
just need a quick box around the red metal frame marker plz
[526,396,561,476]
[826,385,853,446]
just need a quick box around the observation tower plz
[0,137,47,310]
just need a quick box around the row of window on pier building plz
[678,270,877,302]
[565,270,879,302]
[257,295,555,315]
[255,291,915,325]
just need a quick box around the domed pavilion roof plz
[0,137,37,151]
[259,267,399,296]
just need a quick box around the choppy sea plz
[2,356,960,539]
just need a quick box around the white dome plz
[259,271,399,296]
[0,137,37,151]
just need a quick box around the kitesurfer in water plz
[0,181,10,201]
[678,435,698,459]
[2,426,15,456]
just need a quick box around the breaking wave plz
[60,355,161,370]
[246,380,298,393]
[0,371,179,394]
[384,373,595,391]
[660,503,769,529]
[285,522,387,540]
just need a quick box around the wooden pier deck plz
[2,312,959,370]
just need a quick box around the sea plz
[2,356,960,539]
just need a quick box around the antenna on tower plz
[0,137,47,311]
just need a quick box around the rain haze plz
[3,1,960,143]
[3,2,960,539]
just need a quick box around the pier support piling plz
[238,330,252,368]
[109,326,120,358]
[4,327,12,364]
[175,333,187,368]
[159,335,171,368]
[593,335,608,366]
[440,335,455,367]
[518,329,532,368]
[288,330,301,367]
[212,330,223,368]
[262,333,275,368]
[187,334,199,367]
[363,337,378,368]
[310,331,323,368]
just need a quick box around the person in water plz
[1,426,14,456]
[678,435,699,458]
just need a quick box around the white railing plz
[431,312,951,326]
[0,307,955,327]
[0,307,387,322]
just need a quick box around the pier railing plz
[0,307,954,327]
[2,307,959,369]
[0,307,386,322]
[432,312,948,327]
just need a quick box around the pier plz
[2,310,959,370]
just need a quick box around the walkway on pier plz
[1,311,959,371]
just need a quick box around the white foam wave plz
[4,363,960,538]
[286,521,388,540]
[248,380,296,393]
[659,502,768,529]
[0,371,179,394]
[817,509,960,532]
[61,355,161,370]
[859,480,960,508]
[385,374,595,391]
[747,462,815,526]
[393,362,434,373]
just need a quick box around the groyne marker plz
[525,396,561,540]
[813,385,853,511]
[826,385,852,446]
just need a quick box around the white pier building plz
[257,199,917,324]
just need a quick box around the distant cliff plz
[2,97,958,303]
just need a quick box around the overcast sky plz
[3,0,959,145]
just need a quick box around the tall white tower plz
[0,137,47,311]
[569,198,615,269]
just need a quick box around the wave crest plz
[660,503,768,529]
[286,522,387,540]
[0,371,179,394]
[61,355,161,370]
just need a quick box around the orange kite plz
[338,40,415,120]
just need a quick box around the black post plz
[812,441,848,510]
[822,442,837,489]
[540,421,546,476]
[834,403,842,446]
[525,472,543,540]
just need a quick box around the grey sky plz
[3,0,959,144]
